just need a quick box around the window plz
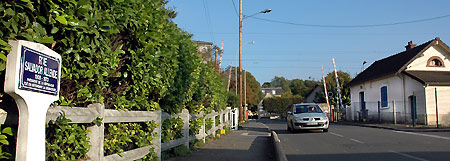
[426,56,445,67]
[381,86,388,107]
[272,90,276,95]
[294,105,323,114]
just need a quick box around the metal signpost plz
[4,40,61,161]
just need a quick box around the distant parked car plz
[286,103,329,132]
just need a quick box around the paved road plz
[260,119,450,161]
[169,121,273,161]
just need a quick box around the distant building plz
[261,87,285,97]
[194,41,213,63]
[348,38,450,126]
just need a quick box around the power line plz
[231,0,239,18]
[245,66,362,69]
[202,0,215,42]
[221,59,363,63]
[191,32,450,35]
[250,14,450,28]
[223,51,394,55]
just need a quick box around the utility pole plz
[239,0,243,122]
[244,69,247,120]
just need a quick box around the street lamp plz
[239,0,271,122]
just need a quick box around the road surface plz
[260,119,450,161]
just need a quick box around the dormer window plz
[426,56,445,67]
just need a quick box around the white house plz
[348,38,450,126]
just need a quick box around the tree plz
[244,71,263,109]
[316,71,352,107]
[289,79,305,96]
[261,82,273,88]
[271,76,291,93]
[262,95,303,117]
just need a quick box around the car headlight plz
[293,117,297,121]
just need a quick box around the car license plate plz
[307,122,318,126]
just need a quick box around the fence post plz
[155,110,162,161]
[212,111,216,136]
[201,111,206,143]
[219,112,223,128]
[86,103,105,161]
[181,109,189,148]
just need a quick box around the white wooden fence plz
[1,103,233,161]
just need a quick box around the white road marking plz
[241,132,270,136]
[350,138,364,144]
[261,123,271,131]
[394,131,450,141]
[390,150,429,161]
[329,132,344,137]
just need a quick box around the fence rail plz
[2,103,233,161]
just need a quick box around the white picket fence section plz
[1,103,234,161]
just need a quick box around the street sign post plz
[4,40,61,161]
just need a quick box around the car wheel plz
[323,128,328,132]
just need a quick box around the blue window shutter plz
[381,86,388,107]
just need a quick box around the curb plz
[271,131,288,161]
[334,122,450,132]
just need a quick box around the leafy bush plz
[224,126,231,135]
[0,125,13,160]
[104,121,159,156]
[0,0,229,159]
[205,118,213,132]
[161,117,184,143]
[189,117,203,136]
[215,115,220,126]
[174,145,190,157]
[46,114,91,161]
[263,96,303,116]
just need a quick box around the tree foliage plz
[0,0,228,159]
[244,71,263,109]
[316,71,352,106]
[270,76,291,93]
[262,96,303,117]
[264,76,319,98]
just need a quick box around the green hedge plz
[0,0,228,159]
[262,96,303,116]
[189,117,203,136]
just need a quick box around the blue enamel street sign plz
[18,46,60,95]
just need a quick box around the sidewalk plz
[168,121,274,161]
[335,121,450,132]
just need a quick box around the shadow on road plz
[241,126,270,133]
[170,136,274,161]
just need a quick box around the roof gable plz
[348,38,440,87]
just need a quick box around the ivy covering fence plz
[0,0,228,160]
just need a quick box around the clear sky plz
[168,0,450,84]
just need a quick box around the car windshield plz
[294,105,322,114]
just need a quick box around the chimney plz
[405,41,416,50]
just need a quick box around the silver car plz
[286,103,329,132]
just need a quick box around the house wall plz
[425,86,450,126]
[350,74,425,123]
[406,45,450,71]
[403,75,427,124]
